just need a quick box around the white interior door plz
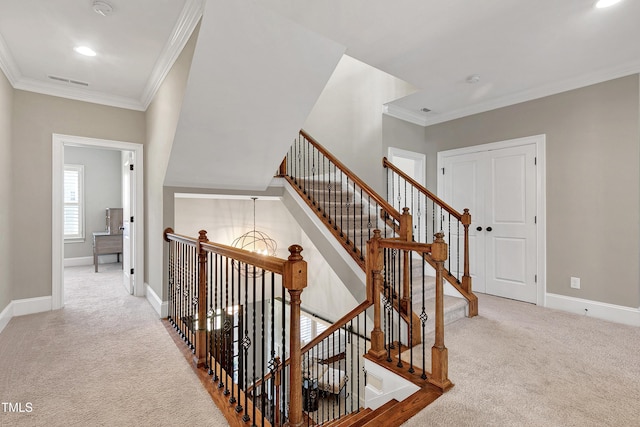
[439,142,538,303]
[122,151,134,295]
[485,145,537,303]
[441,152,486,293]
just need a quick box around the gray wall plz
[11,91,145,301]
[0,69,12,313]
[303,55,417,194]
[145,24,199,299]
[384,75,640,308]
[63,146,122,259]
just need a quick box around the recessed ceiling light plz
[74,46,96,57]
[595,0,623,8]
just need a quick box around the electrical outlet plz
[570,276,581,289]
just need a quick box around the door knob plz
[476,226,482,231]
[486,226,493,232]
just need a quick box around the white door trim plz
[387,147,427,186]
[52,134,145,309]
[437,134,547,306]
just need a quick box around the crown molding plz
[0,32,20,86]
[0,0,204,111]
[14,77,146,110]
[139,0,205,109]
[387,60,640,127]
[383,103,429,126]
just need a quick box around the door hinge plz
[534,157,537,165]
[129,164,134,171]
[130,216,134,223]
[535,274,537,283]
[442,167,445,175]
[534,215,537,224]
[130,268,134,275]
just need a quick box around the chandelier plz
[231,197,277,258]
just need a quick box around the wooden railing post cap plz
[197,230,208,242]
[432,232,448,261]
[288,244,304,262]
[285,245,307,291]
[462,208,472,225]
[402,207,410,215]
[163,227,174,242]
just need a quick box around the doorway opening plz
[52,134,144,309]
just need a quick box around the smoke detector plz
[466,74,481,84]
[93,1,113,16]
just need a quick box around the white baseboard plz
[546,293,640,327]
[64,255,118,267]
[145,282,168,318]
[12,296,53,317]
[0,302,13,334]
[0,296,53,335]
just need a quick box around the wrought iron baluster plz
[260,270,266,427]
[397,249,403,368]
[212,254,220,382]
[359,187,364,260]
[242,264,251,420]
[408,254,415,374]
[420,253,428,380]
[333,164,342,230]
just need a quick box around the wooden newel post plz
[461,209,478,317]
[461,209,472,293]
[194,230,208,367]
[367,230,386,359]
[283,245,307,427]
[430,232,453,391]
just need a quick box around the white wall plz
[145,24,199,300]
[0,68,12,313]
[63,146,122,260]
[174,196,358,321]
[303,55,418,194]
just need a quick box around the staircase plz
[278,130,477,424]
[282,131,470,334]
[161,130,477,426]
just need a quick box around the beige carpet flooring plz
[404,293,640,426]
[0,264,226,427]
[1,264,639,426]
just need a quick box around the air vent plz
[420,107,432,113]
[48,75,89,86]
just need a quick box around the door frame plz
[437,134,547,306]
[387,147,426,186]
[52,134,145,309]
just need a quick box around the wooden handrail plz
[164,228,308,425]
[301,129,403,222]
[301,300,372,354]
[165,228,287,275]
[383,157,463,221]
[383,157,477,317]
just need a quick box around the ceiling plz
[1,0,639,123]
[0,0,202,110]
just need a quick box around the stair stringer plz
[364,358,419,411]
[281,179,367,302]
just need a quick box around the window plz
[300,314,329,346]
[64,164,84,241]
